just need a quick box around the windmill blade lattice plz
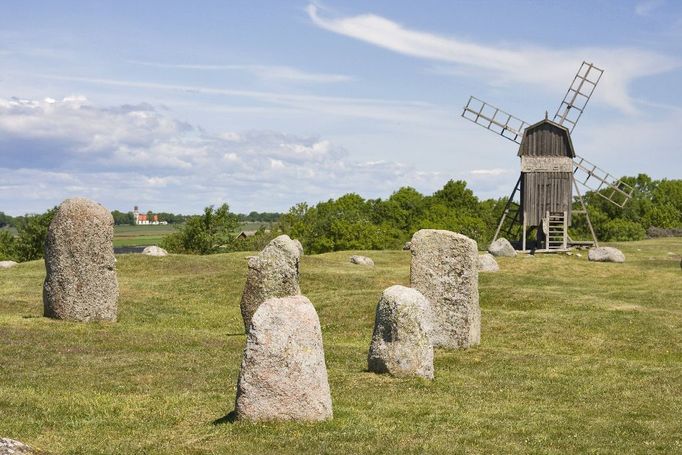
[573,155,634,208]
[462,96,529,144]
[554,62,604,133]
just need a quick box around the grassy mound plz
[1,239,681,453]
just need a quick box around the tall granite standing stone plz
[43,198,118,322]
[368,285,434,379]
[235,295,333,421]
[410,229,480,349]
[239,235,301,332]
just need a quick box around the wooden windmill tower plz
[462,62,635,252]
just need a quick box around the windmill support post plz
[522,213,527,251]
[572,176,599,248]
[492,176,521,243]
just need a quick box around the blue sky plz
[1,0,681,215]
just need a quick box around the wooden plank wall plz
[521,172,572,226]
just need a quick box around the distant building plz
[132,206,167,225]
[235,230,270,240]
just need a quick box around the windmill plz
[462,61,634,252]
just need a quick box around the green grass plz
[1,238,681,454]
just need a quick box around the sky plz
[1,0,681,215]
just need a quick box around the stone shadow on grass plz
[212,410,238,425]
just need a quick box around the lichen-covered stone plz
[368,285,434,379]
[0,438,45,454]
[142,245,168,256]
[410,229,480,349]
[235,295,333,422]
[43,198,118,322]
[478,253,499,272]
[239,235,301,332]
[488,238,517,257]
[293,239,304,256]
[350,255,374,266]
[588,246,625,263]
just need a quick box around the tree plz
[0,212,13,228]
[432,180,480,213]
[0,230,16,261]
[372,187,426,234]
[161,204,238,254]
[111,210,135,225]
[601,218,646,241]
[13,208,57,262]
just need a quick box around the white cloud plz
[31,74,452,128]
[635,0,665,16]
[470,168,511,177]
[0,96,446,214]
[306,4,680,114]
[128,60,353,83]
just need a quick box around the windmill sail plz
[554,62,604,133]
[462,96,529,143]
[573,155,634,208]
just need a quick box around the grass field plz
[113,224,177,248]
[113,222,273,248]
[1,238,681,454]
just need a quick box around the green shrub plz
[161,204,238,254]
[643,203,681,229]
[12,208,56,262]
[601,218,646,241]
[0,230,16,261]
[229,227,283,252]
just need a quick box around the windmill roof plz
[517,118,575,158]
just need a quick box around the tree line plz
[1,174,680,261]
[164,174,682,255]
[108,210,281,225]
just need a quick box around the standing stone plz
[293,239,304,256]
[488,238,517,257]
[478,253,500,273]
[588,246,625,263]
[368,285,434,379]
[235,295,333,421]
[350,255,374,266]
[43,198,118,322]
[0,438,44,454]
[410,229,480,349]
[239,235,301,332]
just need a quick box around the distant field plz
[0,226,18,236]
[113,222,275,247]
[0,238,680,453]
[113,224,177,247]
[237,221,275,232]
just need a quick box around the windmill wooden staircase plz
[545,211,568,250]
